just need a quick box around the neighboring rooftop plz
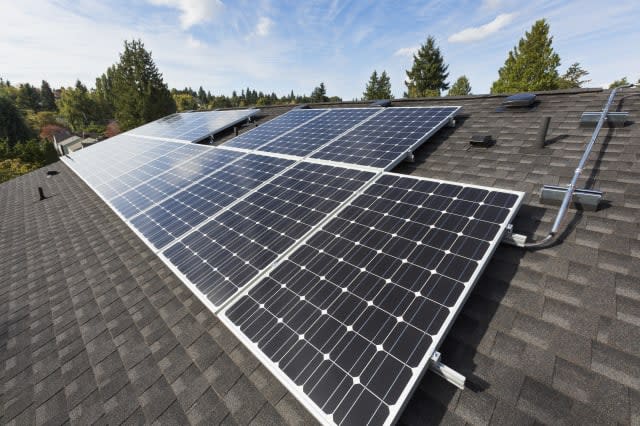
[1,87,640,425]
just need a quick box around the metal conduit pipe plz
[524,84,634,249]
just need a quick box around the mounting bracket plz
[502,224,527,247]
[429,352,466,389]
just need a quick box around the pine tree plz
[363,70,393,100]
[16,83,41,111]
[111,39,176,131]
[491,19,561,94]
[609,77,629,89]
[40,80,57,111]
[557,63,590,89]
[448,76,472,96]
[0,96,33,147]
[311,83,328,103]
[404,36,449,97]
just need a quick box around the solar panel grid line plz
[220,172,524,426]
[254,108,384,158]
[96,143,214,202]
[128,154,294,249]
[309,106,461,170]
[225,109,331,151]
[154,155,313,254]
[123,148,255,220]
[202,165,382,313]
[217,145,305,162]
[122,133,192,144]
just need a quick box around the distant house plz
[53,135,99,155]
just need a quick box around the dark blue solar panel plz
[310,107,459,169]
[225,109,327,151]
[223,172,522,426]
[256,108,380,157]
[130,154,295,249]
[128,109,258,142]
[163,162,376,309]
[109,148,244,218]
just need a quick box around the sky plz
[1,0,639,100]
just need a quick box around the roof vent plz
[469,134,493,147]
[294,104,310,109]
[370,99,392,107]
[502,93,536,107]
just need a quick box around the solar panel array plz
[127,109,259,142]
[222,174,522,425]
[63,103,523,426]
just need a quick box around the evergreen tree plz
[448,76,472,96]
[0,95,33,147]
[491,19,561,94]
[110,39,176,131]
[363,70,393,100]
[16,83,41,111]
[40,80,57,111]
[311,82,328,103]
[58,80,95,132]
[94,66,116,118]
[404,36,449,97]
[557,63,590,89]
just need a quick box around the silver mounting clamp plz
[429,351,466,389]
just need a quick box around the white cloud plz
[147,0,223,29]
[448,13,515,43]
[394,46,419,57]
[186,35,204,48]
[255,16,273,37]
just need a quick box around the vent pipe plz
[536,117,551,148]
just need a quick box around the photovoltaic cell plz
[222,173,522,426]
[130,153,294,249]
[163,162,375,310]
[224,109,327,151]
[255,108,380,157]
[310,107,460,169]
[127,109,259,142]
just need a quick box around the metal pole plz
[524,84,632,248]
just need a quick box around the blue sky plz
[1,0,639,99]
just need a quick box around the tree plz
[40,80,57,111]
[173,93,198,111]
[609,77,629,88]
[491,20,561,93]
[94,66,116,118]
[0,96,32,146]
[110,39,176,131]
[557,63,590,89]
[311,82,329,103]
[16,83,41,111]
[58,80,97,132]
[404,36,449,97]
[363,70,393,100]
[448,76,472,96]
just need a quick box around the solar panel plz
[130,153,295,249]
[310,107,460,169]
[254,108,380,157]
[109,148,246,218]
[162,162,376,311]
[221,172,523,426]
[127,109,259,142]
[224,109,327,151]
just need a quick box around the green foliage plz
[40,80,57,111]
[363,70,393,100]
[404,36,449,97]
[173,93,199,111]
[310,82,329,103]
[0,138,59,183]
[110,39,176,131]
[557,63,590,89]
[609,77,629,88]
[16,83,41,111]
[58,80,97,132]
[491,20,561,94]
[94,66,116,119]
[0,95,33,147]
[448,76,472,96]
[0,158,39,183]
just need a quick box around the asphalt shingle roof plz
[1,87,639,425]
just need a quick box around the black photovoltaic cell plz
[224,173,521,426]
[127,109,258,142]
[310,107,459,169]
[109,148,244,218]
[130,153,294,249]
[256,108,379,157]
[163,162,375,309]
[225,109,327,150]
